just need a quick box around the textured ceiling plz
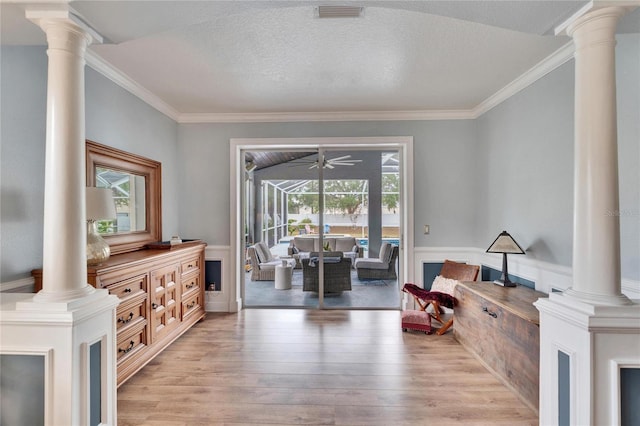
[2,1,638,118]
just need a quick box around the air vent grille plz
[315,5,364,19]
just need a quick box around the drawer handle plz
[117,312,134,324]
[187,263,194,269]
[123,288,132,293]
[118,341,135,354]
[186,301,196,309]
[482,307,498,318]
[186,283,195,289]
[152,303,158,309]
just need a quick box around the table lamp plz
[486,230,525,287]
[86,187,117,265]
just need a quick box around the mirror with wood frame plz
[86,140,162,254]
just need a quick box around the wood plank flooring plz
[117,309,538,425]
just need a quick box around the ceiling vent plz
[315,5,364,19]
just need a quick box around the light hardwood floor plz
[117,309,538,425]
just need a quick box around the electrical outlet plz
[424,225,430,234]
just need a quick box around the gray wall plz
[476,61,575,266]
[176,120,480,247]
[475,34,639,280]
[615,34,640,281]
[2,34,638,283]
[1,47,47,282]
[85,67,180,240]
[0,46,180,282]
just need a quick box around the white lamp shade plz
[86,187,117,221]
[486,231,525,254]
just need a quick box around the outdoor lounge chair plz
[354,242,398,280]
[402,259,479,335]
[247,241,295,281]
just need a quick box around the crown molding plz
[177,109,475,123]
[86,41,575,124]
[471,41,575,118]
[85,49,180,121]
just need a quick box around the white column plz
[535,5,640,425]
[30,16,94,302]
[564,6,632,306]
[0,11,120,425]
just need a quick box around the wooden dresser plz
[453,281,546,413]
[32,242,206,386]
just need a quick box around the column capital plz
[26,6,102,47]
[555,2,637,36]
[566,6,629,40]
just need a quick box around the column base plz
[1,290,119,425]
[32,283,96,304]
[535,293,640,426]
[563,287,633,306]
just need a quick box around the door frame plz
[230,136,414,311]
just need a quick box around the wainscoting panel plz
[204,245,232,312]
[413,246,640,299]
[2,246,636,311]
[482,265,536,289]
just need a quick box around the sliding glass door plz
[243,148,320,308]
[321,149,401,309]
[241,146,402,310]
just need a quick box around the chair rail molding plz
[4,246,637,311]
[0,277,35,293]
[413,246,640,299]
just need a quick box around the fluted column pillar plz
[28,16,94,302]
[564,6,632,306]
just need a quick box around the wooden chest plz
[454,281,546,413]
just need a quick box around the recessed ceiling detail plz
[2,1,630,123]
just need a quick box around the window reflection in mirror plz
[86,140,161,255]
[95,167,147,234]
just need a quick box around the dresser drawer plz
[181,271,201,296]
[180,255,201,276]
[116,321,148,364]
[107,274,148,304]
[115,297,147,333]
[182,291,202,321]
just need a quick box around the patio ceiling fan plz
[291,154,362,169]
